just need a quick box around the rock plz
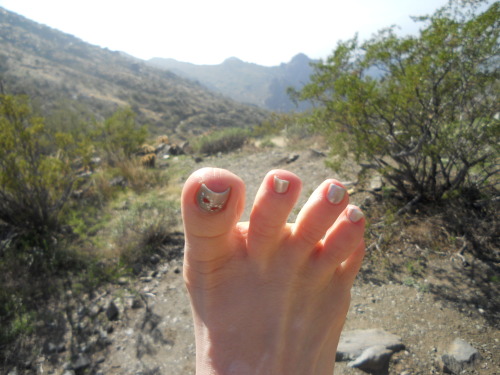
[309,149,326,157]
[44,342,66,354]
[150,254,161,265]
[348,345,394,373]
[88,304,102,318]
[71,354,91,371]
[286,154,299,164]
[336,329,405,361]
[370,175,383,191]
[441,338,481,374]
[98,330,113,346]
[155,142,166,153]
[131,296,144,309]
[45,342,57,354]
[106,301,119,321]
[167,144,184,155]
[96,356,106,364]
[109,176,126,187]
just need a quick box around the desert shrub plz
[111,195,179,265]
[259,137,276,148]
[111,159,169,193]
[194,127,249,155]
[283,116,314,146]
[252,113,288,137]
[91,107,148,165]
[296,0,499,202]
[252,112,314,148]
[0,94,78,247]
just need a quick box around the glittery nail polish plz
[197,184,231,213]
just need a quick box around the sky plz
[0,0,453,66]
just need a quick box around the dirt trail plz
[10,144,498,375]
[96,145,498,375]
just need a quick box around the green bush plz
[195,127,249,155]
[296,0,499,202]
[0,94,77,244]
[91,107,148,164]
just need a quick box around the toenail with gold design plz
[348,206,364,223]
[197,184,231,213]
[327,184,346,204]
[274,176,290,194]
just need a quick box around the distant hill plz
[0,8,268,135]
[148,54,316,112]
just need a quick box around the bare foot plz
[182,168,365,375]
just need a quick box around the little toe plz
[247,170,302,254]
[181,167,245,262]
[290,179,348,251]
[317,205,366,270]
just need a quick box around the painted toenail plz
[348,206,364,223]
[327,184,346,204]
[197,183,231,213]
[274,176,290,194]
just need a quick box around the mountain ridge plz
[148,53,316,112]
[0,7,268,135]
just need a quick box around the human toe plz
[318,205,366,269]
[290,179,349,251]
[181,167,245,260]
[247,170,302,254]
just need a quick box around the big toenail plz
[327,184,346,204]
[348,206,364,223]
[197,184,231,213]
[274,176,290,194]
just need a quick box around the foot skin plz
[182,168,365,375]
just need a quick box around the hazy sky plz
[0,0,452,66]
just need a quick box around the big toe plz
[182,167,245,262]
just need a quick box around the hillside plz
[0,8,269,135]
[148,53,315,112]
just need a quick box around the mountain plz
[148,53,316,112]
[0,8,268,135]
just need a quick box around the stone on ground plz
[336,328,405,362]
[441,338,481,374]
[348,345,394,373]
